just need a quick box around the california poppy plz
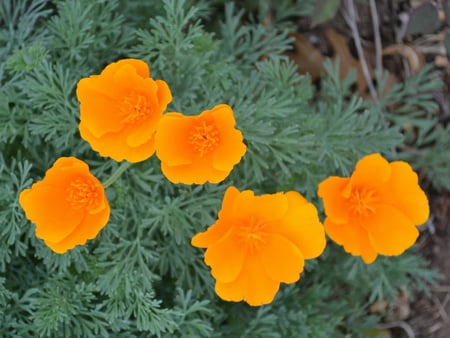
[155,104,246,184]
[318,153,429,264]
[192,186,326,306]
[19,157,110,253]
[76,58,172,162]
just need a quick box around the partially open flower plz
[192,186,326,306]
[19,157,110,253]
[318,153,429,264]
[154,104,246,184]
[76,58,172,163]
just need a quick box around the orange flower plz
[76,58,172,163]
[191,186,326,306]
[19,157,110,253]
[154,104,246,184]
[318,153,429,264]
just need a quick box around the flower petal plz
[161,158,228,184]
[232,191,288,223]
[204,232,245,283]
[46,199,110,253]
[261,233,304,283]
[318,176,350,224]
[215,255,280,306]
[191,187,240,248]
[20,185,83,243]
[217,186,240,220]
[155,113,195,166]
[191,220,230,248]
[210,105,246,171]
[379,161,429,225]
[241,256,280,306]
[351,153,391,189]
[274,191,326,260]
[155,79,172,109]
[79,124,155,163]
[77,83,124,138]
[324,218,377,264]
[366,204,419,256]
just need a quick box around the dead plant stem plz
[369,0,383,78]
[345,0,379,105]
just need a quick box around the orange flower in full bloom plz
[154,104,246,184]
[191,186,326,306]
[76,58,172,163]
[318,153,429,264]
[19,157,110,253]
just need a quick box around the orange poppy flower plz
[19,157,110,253]
[318,153,429,264]
[154,104,246,184]
[76,58,172,163]
[191,186,326,306]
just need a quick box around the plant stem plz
[103,161,132,189]
[345,0,379,105]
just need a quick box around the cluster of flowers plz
[19,59,430,306]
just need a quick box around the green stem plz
[103,161,132,189]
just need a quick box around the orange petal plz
[361,247,378,264]
[214,279,245,303]
[217,186,240,220]
[318,176,351,223]
[155,79,172,109]
[241,255,280,306]
[324,218,377,263]
[161,157,228,184]
[215,256,280,306]
[112,63,151,94]
[232,191,288,223]
[79,123,155,163]
[213,127,246,171]
[274,191,326,260]
[19,183,84,244]
[76,59,150,104]
[155,113,195,166]
[351,153,391,189]
[366,204,419,256]
[191,186,241,248]
[125,117,157,148]
[379,161,429,225]
[99,59,150,79]
[116,58,150,78]
[77,74,123,101]
[46,201,110,253]
[191,220,230,248]
[204,233,245,283]
[209,105,246,171]
[260,233,304,283]
[77,81,124,138]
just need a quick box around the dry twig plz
[369,0,383,77]
[377,320,415,338]
[344,0,379,104]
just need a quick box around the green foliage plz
[0,0,443,337]
[376,64,448,190]
[311,0,341,26]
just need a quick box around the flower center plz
[66,178,100,211]
[349,188,378,216]
[189,121,220,157]
[120,91,150,124]
[237,216,268,254]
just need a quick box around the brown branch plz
[344,0,379,104]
